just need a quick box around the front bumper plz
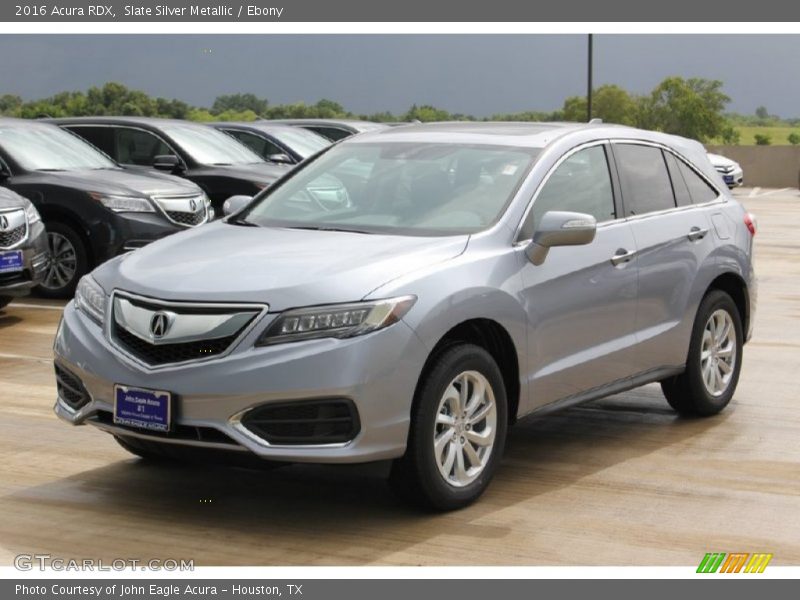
[90,212,192,262]
[719,167,744,188]
[0,222,48,296]
[53,301,427,463]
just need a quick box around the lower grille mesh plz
[0,225,26,248]
[241,399,360,445]
[113,322,239,365]
[55,365,90,410]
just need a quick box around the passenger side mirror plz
[525,211,597,266]
[223,195,253,217]
[153,154,182,173]
[267,153,293,165]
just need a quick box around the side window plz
[226,130,283,159]
[523,145,616,239]
[664,152,693,207]
[614,144,676,216]
[115,127,172,166]
[677,160,719,204]
[66,126,115,157]
[308,126,350,141]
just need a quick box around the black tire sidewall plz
[683,290,744,415]
[37,221,89,299]
[403,344,508,510]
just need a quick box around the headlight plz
[90,192,155,213]
[256,296,416,346]
[24,202,41,224]
[74,275,107,325]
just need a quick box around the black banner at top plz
[1,0,799,22]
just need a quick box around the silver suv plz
[54,123,756,510]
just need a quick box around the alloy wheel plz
[700,309,737,397]
[42,232,77,291]
[433,370,497,487]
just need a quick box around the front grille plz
[55,365,91,410]
[91,410,240,446]
[113,321,240,365]
[0,224,26,249]
[110,294,261,367]
[166,209,206,227]
[241,399,360,445]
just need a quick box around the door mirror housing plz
[153,154,182,172]
[223,195,253,217]
[267,153,293,165]
[525,211,597,265]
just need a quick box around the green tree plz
[211,93,268,116]
[720,125,741,145]
[754,133,771,145]
[755,106,769,120]
[402,104,452,122]
[0,94,22,115]
[787,132,800,145]
[647,77,730,142]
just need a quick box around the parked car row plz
[50,121,756,509]
[0,117,379,301]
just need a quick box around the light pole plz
[587,34,593,122]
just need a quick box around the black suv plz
[263,119,389,141]
[48,117,289,213]
[0,186,48,308]
[0,118,211,298]
[211,122,331,165]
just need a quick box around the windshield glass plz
[161,123,264,166]
[270,127,331,158]
[242,142,538,235]
[0,124,117,171]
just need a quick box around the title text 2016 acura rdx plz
[0,118,212,297]
[53,123,756,509]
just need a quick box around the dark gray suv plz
[54,122,756,509]
[0,187,47,308]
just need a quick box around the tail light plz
[744,213,757,236]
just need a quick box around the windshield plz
[0,124,117,171]
[241,142,538,236]
[161,123,264,166]
[270,127,331,159]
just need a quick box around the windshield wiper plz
[228,217,259,227]
[286,226,373,234]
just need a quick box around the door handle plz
[687,226,709,241]
[610,248,636,266]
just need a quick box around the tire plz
[0,296,11,310]
[37,222,89,299]
[661,290,743,416]
[389,343,508,511]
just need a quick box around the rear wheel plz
[389,344,508,510]
[37,222,89,299]
[661,290,743,416]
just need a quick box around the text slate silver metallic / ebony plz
[53,122,756,510]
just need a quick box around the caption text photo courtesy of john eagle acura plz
[52,122,756,510]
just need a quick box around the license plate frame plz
[113,385,172,432]
[0,250,23,274]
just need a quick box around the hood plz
[0,186,30,209]
[94,222,468,310]
[28,168,201,197]
[198,162,290,183]
[707,153,739,168]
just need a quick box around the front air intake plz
[55,364,90,410]
[240,399,360,445]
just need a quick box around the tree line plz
[0,77,779,144]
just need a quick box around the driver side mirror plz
[153,154,182,173]
[223,195,253,217]
[525,211,597,266]
[267,153,293,165]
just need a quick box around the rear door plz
[610,141,719,371]
[518,143,640,410]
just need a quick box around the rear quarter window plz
[614,144,676,216]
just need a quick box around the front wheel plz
[661,290,743,416]
[389,344,508,510]
[37,222,89,299]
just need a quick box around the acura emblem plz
[189,199,198,212]
[149,311,171,339]
[0,215,8,231]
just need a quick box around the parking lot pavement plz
[0,188,799,566]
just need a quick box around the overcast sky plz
[0,34,797,117]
